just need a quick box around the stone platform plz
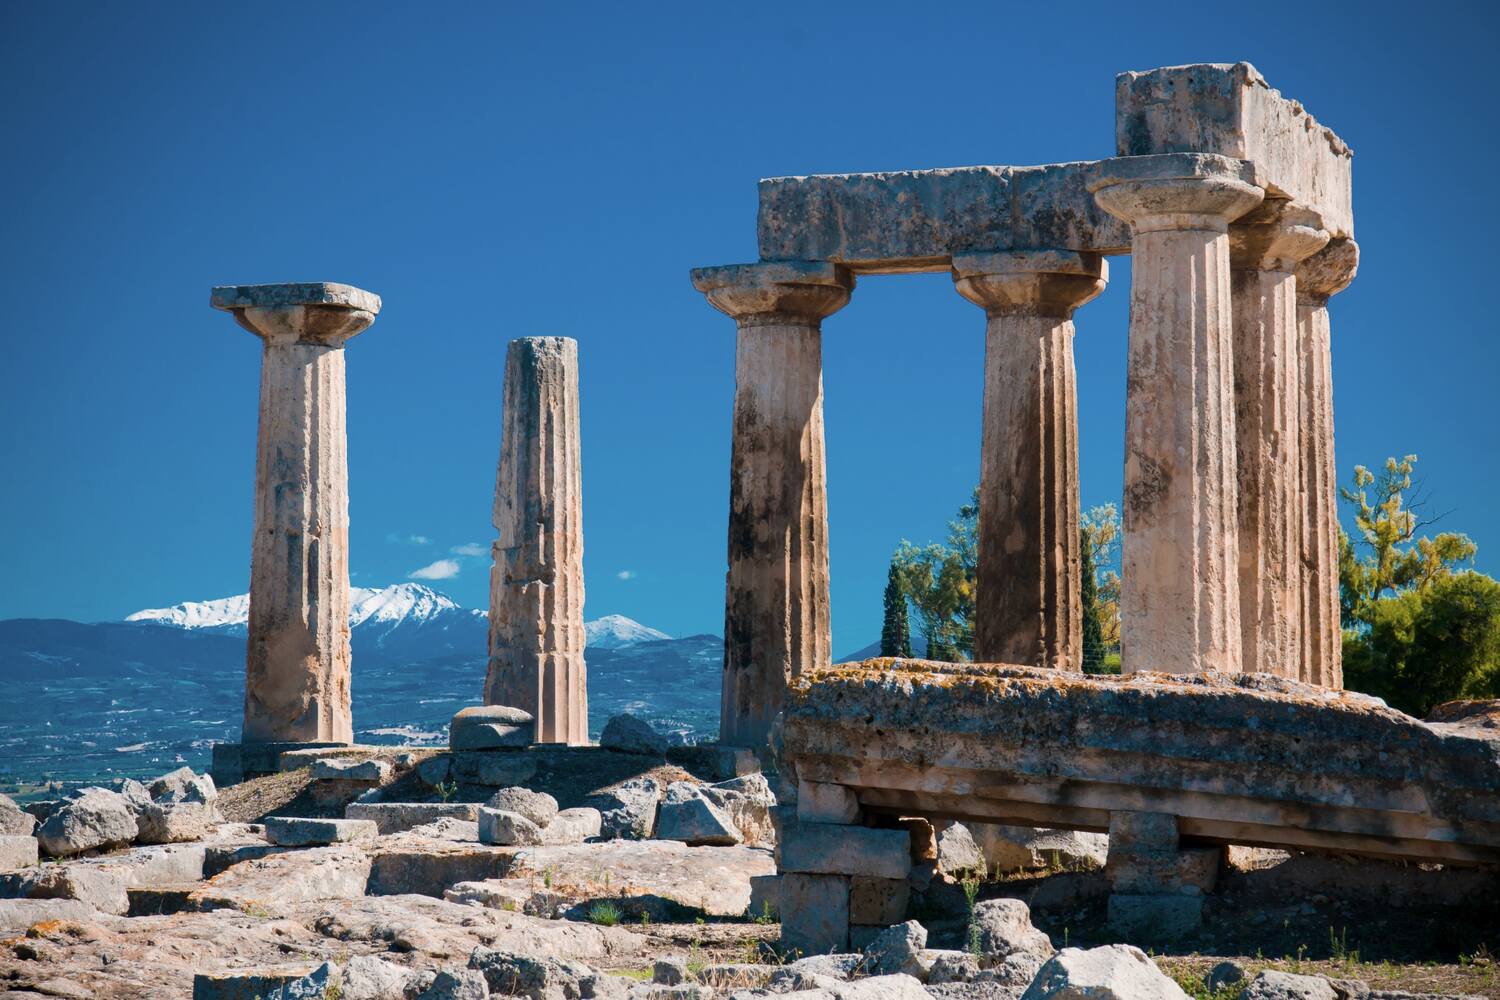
[781,660,1500,867]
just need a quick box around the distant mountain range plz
[0,585,718,796]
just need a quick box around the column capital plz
[1088,153,1264,235]
[211,282,381,346]
[1295,238,1360,305]
[1229,200,1330,273]
[691,260,853,326]
[952,250,1107,318]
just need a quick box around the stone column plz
[1228,203,1330,679]
[210,282,381,744]
[689,261,853,750]
[1296,239,1359,688]
[1090,154,1264,674]
[485,337,588,745]
[952,251,1107,669]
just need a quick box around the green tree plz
[1081,504,1122,648]
[879,560,913,658]
[1343,571,1500,717]
[1339,454,1476,624]
[892,489,978,661]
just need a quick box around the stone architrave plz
[1295,239,1358,689]
[1228,202,1329,678]
[953,250,1107,669]
[689,261,854,750]
[210,282,381,744]
[1089,154,1264,675]
[485,337,587,745]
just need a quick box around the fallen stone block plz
[138,800,220,844]
[1239,970,1339,1000]
[863,920,926,976]
[936,822,984,875]
[971,898,1054,963]
[191,960,336,1000]
[343,953,433,999]
[264,815,378,847]
[1023,944,1188,1000]
[312,757,393,783]
[0,834,38,871]
[479,808,544,846]
[189,846,372,913]
[0,864,129,915]
[468,948,614,999]
[367,842,513,896]
[829,973,930,1000]
[601,713,668,755]
[450,750,539,787]
[587,776,661,840]
[74,842,210,887]
[0,793,37,836]
[36,786,138,857]
[450,705,534,751]
[799,782,861,824]
[926,951,980,984]
[507,839,775,916]
[150,766,217,804]
[779,821,911,880]
[968,823,1108,872]
[702,773,777,846]
[658,782,740,846]
[544,807,602,845]
[487,786,559,827]
[347,801,480,834]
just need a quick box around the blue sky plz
[2,2,1497,656]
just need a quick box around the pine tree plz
[879,562,913,658]
[1080,526,1104,672]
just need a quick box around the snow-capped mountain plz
[584,614,671,649]
[124,585,670,652]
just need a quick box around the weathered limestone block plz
[586,775,661,840]
[757,163,1131,271]
[192,961,336,1000]
[479,808,544,846]
[953,250,1105,669]
[543,807,602,845]
[1104,811,1219,898]
[1115,62,1352,239]
[486,786,559,827]
[0,864,130,915]
[506,840,775,916]
[188,847,372,913]
[1229,201,1330,679]
[0,793,37,836]
[782,661,1500,866]
[967,824,1108,872]
[701,772,777,846]
[690,261,852,749]
[849,875,909,925]
[779,820,912,880]
[1090,153,1264,675]
[0,835,39,871]
[311,757,392,783]
[211,281,382,744]
[485,337,588,746]
[346,802,480,835]
[971,898,1054,963]
[37,786,139,857]
[781,872,850,956]
[799,781,861,824]
[1022,944,1189,1000]
[600,713,668,755]
[263,815,378,847]
[0,897,95,934]
[449,749,539,787]
[1296,239,1359,689]
[657,782,740,846]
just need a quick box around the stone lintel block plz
[780,872,850,956]
[344,802,480,835]
[0,836,39,872]
[849,875,910,925]
[779,820,912,880]
[263,816,378,847]
[756,162,1131,271]
[798,781,861,824]
[210,282,382,315]
[311,757,392,783]
[1116,63,1353,238]
[1106,892,1204,940]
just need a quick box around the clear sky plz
[2,2,1497,656]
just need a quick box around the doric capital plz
[1088,153,1264,235]
[1295,238,1360,305]
[952,250,1107,319]
[690,260,853,326]
[211,282,380,346]
[1229,200,1330,273]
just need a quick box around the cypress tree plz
[1080,527,1104,672]
[880,562,913,657]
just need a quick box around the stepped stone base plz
[210,741,350,786]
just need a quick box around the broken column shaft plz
[485,337,588,745]
[211,282,381,744]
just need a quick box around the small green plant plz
[687,941,705,978]
[960,866,983,955]
[751,900,777,925]
[585,901,622,926]
[638,910,651,928]
[500,898,518,912]
[434,779,458,802]
[1329,925,1359,966]
[323,978,343,1000]
[543,866,555,890]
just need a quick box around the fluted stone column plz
[1091,154,1264,674]
[1229,203,1330,679]
[211,282,381,744]
[690,261,853,750]
[953,251,1107,669]
[1296,239,1359,688]
[485,337,588,745]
